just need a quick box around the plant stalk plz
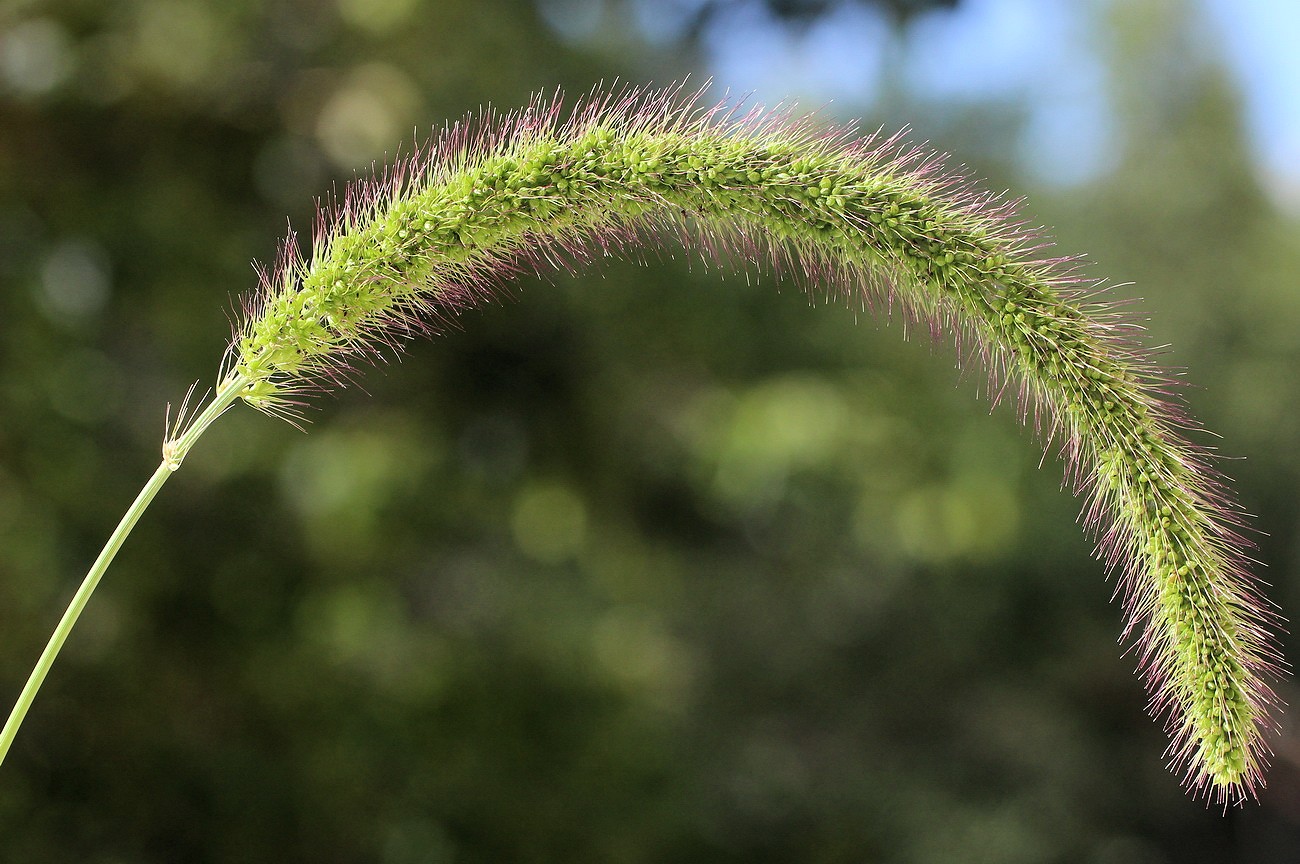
[0,372,248,767]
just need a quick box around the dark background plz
[2,0,1299,860]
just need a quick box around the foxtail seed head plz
[228,83,1282,802]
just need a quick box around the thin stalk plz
[0,372,249,767]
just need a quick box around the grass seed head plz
[231,83,1282,802]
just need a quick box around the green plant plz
[0,84,1280,803]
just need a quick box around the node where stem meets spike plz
[230,82,1283,802]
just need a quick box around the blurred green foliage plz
[1,0,1298,861]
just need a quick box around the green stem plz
[0,372,249,767]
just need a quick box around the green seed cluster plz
[232,88,1277,799]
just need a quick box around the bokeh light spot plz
[0,18,74,96]
[511,482,588,563]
